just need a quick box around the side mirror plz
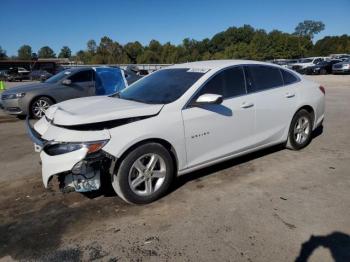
[191,94,223,107]
[62,79,72,86]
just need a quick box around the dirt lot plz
[0,76,350,261]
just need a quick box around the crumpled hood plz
[46,96,163,126]
[3,83,53,94]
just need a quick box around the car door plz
[181,66,256,168]
[244,65,298,146]
[62,69,95,99]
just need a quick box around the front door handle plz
[240,102,254,109]
[285,92,295,98]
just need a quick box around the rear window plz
[281,69,299,85]
[245,65,283,93]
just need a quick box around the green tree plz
[294,20,325,39]
[38,46,56,58]
[56,22,350,65]
[137,50,160,64]
[249,30,270,60]
[224,43,250,59]
[311,35,350,56]
[94,37,129,64]
[17,45,32,60]
[75,50,90,64]
[0,46,7,60]
[160,42,179,63]
[58,46,72,58]
[87,39,97,55]
[124,41,143,64]
[149,40,162,54]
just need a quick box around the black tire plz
[16,115,26,120]
[286,109,313,150]
[320,68,327,75]
[112,143,174,204]
[30,96,53,119]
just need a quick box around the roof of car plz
[64,66,121,72]
[64,67,92,72]
[168,60,273,70]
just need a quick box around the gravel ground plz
[0,76,349,261]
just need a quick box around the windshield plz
[299,59,313,63]
[118,68,205,104]
[45,69,72,84]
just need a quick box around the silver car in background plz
[332,59,350,74]
[1,67,128,119]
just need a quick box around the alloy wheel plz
[33,99,50,118]
[128,153,166,196]
[293,116,311,144]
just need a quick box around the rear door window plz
[244,65,283,93]
[195,66,246,99]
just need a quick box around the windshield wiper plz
[110,92,120,98]
[125,97,146,103]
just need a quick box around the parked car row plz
[271,56,350,75]
[0,67,55,82]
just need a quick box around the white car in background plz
[291,57,330,73]
[27,60,325,204]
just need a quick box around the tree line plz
[1,21,349,64]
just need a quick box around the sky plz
[1,0,349,56]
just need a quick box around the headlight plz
[44,140,108,156]
[343,64,350,69]
[3,93,26,100]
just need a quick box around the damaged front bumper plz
[26,117,114,193]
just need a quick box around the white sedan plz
[27,60,325,204]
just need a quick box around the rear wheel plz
[112,143,174,204]
[286,109,313,150]
[30,97,53,119]
[320,68,327,75]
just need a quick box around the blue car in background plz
[1,66,129,119]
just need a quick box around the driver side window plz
[193,66,246,101]
[68,70,93,83]
[314,58,322,64]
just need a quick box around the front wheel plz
[30,97,53,119]
[112,143,174,204]
[286,109,313,150]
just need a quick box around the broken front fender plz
[41,147,88,187]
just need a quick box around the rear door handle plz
[240,102,254,109]
[285,92,295,98]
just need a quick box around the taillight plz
[319,85,325,95]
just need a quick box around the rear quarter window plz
[281,69,299,85]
